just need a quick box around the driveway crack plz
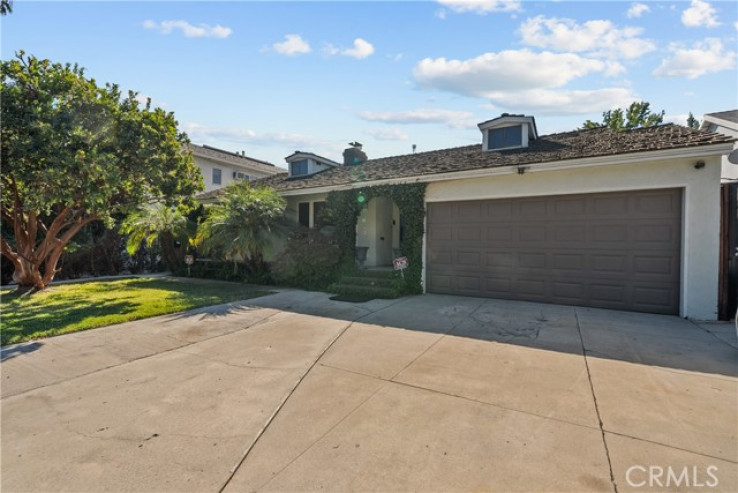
[575,309,618,493]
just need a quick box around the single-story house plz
[189,143,282,193]
[200,114,736,320]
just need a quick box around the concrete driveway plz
[2,289,736,492]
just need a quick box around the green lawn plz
[1,278,272,345]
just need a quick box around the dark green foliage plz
[57,226,124,279]
[329,268,405,299]
[121,203,193,271]
[1,52,202,290]
[582,101,665,131]
[196,183,287,275]
[172,260,272,284]
[686,112,700,129]
[325,183,426,294]
[271,228,341,290]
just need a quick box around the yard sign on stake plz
[393,256,408,278]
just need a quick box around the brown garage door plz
[426,188,682,314]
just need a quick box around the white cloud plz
[272,34,311,56]
[182,123,333,154]
[413,49,623,99]
[343,38,375,59]
[324,38,375,59]
[479,88,637,115]
[626,3,650,18]
[653,38,736,79]
[364,128,409,141]
[437,0,522,15]
[519,16,656,59]
[682,0,720,28]
[357,109,477,128]
[142,19,232,38]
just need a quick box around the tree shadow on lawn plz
[1,278,271,346]
[1,297,139,346]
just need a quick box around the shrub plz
[172,260,272,284]
[271,228,341,290]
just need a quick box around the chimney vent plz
[343,141,367,166]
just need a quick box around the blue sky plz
[3,1,737,168]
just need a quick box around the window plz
[488,125,522,150]
[313,201,328,228]
[233,171,250,181]
[298,202,310,227]
[290,160,309,176]
[212,168,222,185]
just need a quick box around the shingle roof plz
[704,110,738,124]
[244,124,733,194]
[189,143,282,175]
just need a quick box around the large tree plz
[196,183,287,274]
[583,101,665,131]
[1,52,203,292]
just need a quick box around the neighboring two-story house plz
[189,143,283,193]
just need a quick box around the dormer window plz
[285,151,341,178]
[290,159,308,176]
[478,114,537,152]
[488,125,522,150]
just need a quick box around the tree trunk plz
[10,257,46,292]
[1,211,96,293]
[159,231,180,272]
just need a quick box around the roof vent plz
[478,114,537,152]
[343,141,367,166]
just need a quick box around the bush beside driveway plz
[2,291,736,492]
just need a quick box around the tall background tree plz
[1,52,203,292]
[1,0,12,15]
[196,183,287,275]
[583,101,665,131]
[686,112,701,129]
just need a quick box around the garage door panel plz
[552,281,587,300]
[484,276,513,293]
[456,251,481,266]
[486,201,513,218]
[592,254,628,273]
[427,188,682,315]
[519,200,548,216]
[633,223,678,243]
[485,252,514,267]
[593,196,629,215]
[486,226,513,241]
[429,225,453,241]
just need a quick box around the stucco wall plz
[425,156,723,320]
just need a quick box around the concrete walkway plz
[2,290,736,492]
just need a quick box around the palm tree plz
[196,183,287,274]
[121,202,192,271]
[1,1,13,15]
